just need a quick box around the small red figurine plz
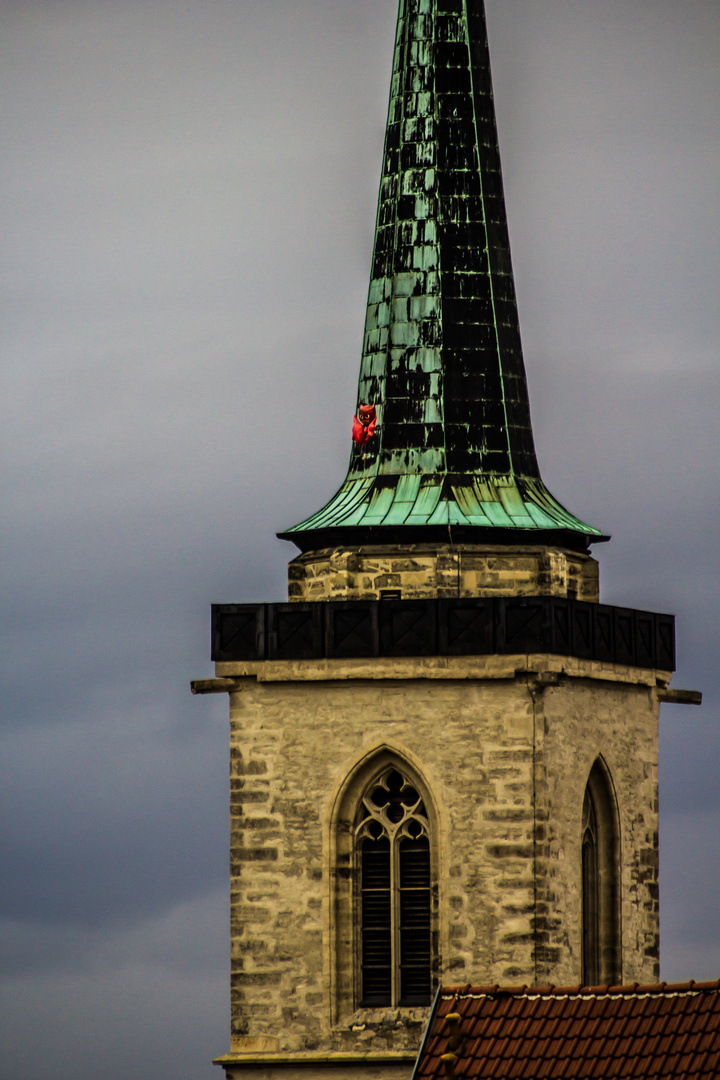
[352,404,377,445]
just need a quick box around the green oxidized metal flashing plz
[280,0,607,554]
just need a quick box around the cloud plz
[0,710,228,927]
[0,891,227,1080]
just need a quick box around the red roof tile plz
[413,982,720,1080]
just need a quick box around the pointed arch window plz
[581,759,621,986]
[356,767,432,1007]
[581,787,599,985]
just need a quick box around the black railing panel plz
[327,602,379,659]
[636,613,656,669]
[212,604,266,662]
[551,601,573,658]
[656,615,676,671]
[210,597,676,671]
[504,599,548,655]
[593,606,614,663]
[570,604,592,660]
[438,599,495,656]
[613,608,636,667]
[269,604,323,661]
[380,600,438,658]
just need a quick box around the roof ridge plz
[438,979,720,999]
[418,979,720,1080]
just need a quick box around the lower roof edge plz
[277,524,611,555]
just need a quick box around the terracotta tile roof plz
[413,981,720,1080]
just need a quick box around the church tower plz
[193,2,694,1077]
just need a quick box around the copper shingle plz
[413,983,720,1080]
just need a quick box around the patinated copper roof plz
[413,982,720,1079]
[282,0,605,553]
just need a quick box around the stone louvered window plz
[356,768,432,1007]
[581,758,621,987]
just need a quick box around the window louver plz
[361,838,392,1005]
[399,837,431,1004]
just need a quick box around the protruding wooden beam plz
[191,678,239,695]
[657,688,702,706]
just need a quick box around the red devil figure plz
[352,403,377,445]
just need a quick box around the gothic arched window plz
[581,786,599,985]
[581,758,621,986]
[329,748,439,1021]
[356,767,432,1007]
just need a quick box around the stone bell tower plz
[193,2,697,1078]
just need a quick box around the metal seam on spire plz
[463,0,513,472]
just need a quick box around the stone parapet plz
[287,545,599,603]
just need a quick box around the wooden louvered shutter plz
[360,836,392,1005]
[398,835,431,1005]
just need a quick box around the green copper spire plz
[280,0,605,553]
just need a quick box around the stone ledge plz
[212,654,672,689]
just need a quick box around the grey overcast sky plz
[1,2,718,1078]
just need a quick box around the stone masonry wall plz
[226,654,660,1060]
[536,678,660,983]
[287,545,599,603]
